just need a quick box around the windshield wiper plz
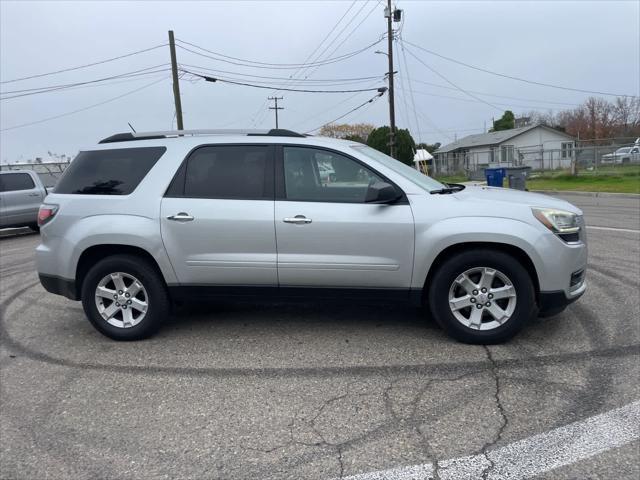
[430,183,466,195]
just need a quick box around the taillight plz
[37,204,58,226]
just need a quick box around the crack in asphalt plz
[479,345,509,480]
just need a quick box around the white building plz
[433,124,575,175]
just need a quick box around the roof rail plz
[98,129,306,144]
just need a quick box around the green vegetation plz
[490,110,515,132]
[367,126,416,166]
[432,174,468,184]
[527,165,640,194]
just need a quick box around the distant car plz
[318,163,336,183]
[0,170,48,231]
[601,146,640,164]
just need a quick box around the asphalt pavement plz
[1,194,639,479]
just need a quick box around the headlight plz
[532,207,580,234]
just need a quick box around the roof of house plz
[435,124,573,154]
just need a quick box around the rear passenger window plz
[54,147,166,195]
[0,173,36,192]
[168,145,273,200]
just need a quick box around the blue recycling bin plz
[485,168,505,187]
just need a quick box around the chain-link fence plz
[433,143,640,179]
[0,162,70,187]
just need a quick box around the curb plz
[530,190,640,199]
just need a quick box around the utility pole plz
[268,96,284,129]
[168,30,184,130]
[386,0,397,158]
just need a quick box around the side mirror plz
[365,181,402,204]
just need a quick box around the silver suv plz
[36,129,587,343]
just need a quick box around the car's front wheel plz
[428,249,536,344]
[81,254,169,340]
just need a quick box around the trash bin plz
[484,168,505,187]
[504,166,531,191]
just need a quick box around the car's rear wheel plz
[427,249,536,344]
[81,254,169,340]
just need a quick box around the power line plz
[0,65,170,100]
[303,1,383,80]
[294,83,378,129]
[296,0,371,80]
[408,78,582,106]
[182,70,385,93]
[402,43,503,112]
[0,44,168,84]
[281,0,359,85]
[175,38,383,70]
[402,39,638,98]
[0,76,168,132]
[398,36,422,142]
[305,90,386,133]
[396,82,572,111]
[177,63,382,84]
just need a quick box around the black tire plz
[29,224,40,233]
[427,249,536,344]
[81,254,169,340]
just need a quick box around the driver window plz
[283,147,383,203]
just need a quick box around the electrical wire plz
[0,64,170,100]
[398,35,422,142]
[0,44,168,84]
[305,90,386,133]
[402,43,503,112]
[302,1,383,80]
[178,63,382,83]
[402,39,638,98]
[181,69,385,93]
[408,78,582,106]
[0,76,168,132]
[178,64,383,86]
[396,82,570,111]
[175,38,383,70]
[281,0,359,85]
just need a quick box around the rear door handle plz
[283,215,312,224]
[28,193,41,197]
[167,212,194,222]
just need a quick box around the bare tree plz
[319,123,376,142]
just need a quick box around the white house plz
[433,124,575,175]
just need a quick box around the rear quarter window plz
[0,173,35,192]
[54,147,166,195]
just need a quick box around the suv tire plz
[81,254,169,341]
[428,249,536,344]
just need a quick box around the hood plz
[452,185,583,214]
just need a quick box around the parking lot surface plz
[1,194,639,479]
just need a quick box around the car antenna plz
[127,122,136,133]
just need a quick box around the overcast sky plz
[1,0,638,162]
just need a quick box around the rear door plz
[0,172,43,227]
[274,145,414,290]
[160,144,277,286]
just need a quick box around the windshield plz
[617,148,631,154]
[350,145,445,192]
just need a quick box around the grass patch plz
[433,174,468,184]
[527,166,640,193]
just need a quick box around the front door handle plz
[167,212,194,222]
[283,215,312,225]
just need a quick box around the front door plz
[161,144,277,286]
[275,146,414,290]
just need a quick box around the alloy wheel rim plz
[94,272,148,328]
[448,267,517,331]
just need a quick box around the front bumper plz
[538,280,586,317]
